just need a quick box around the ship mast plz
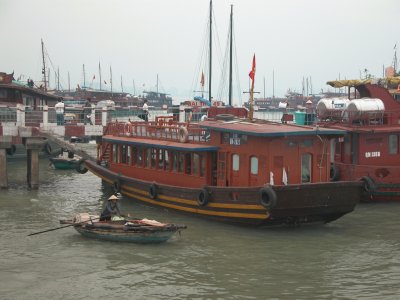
[41,39,47,91]
[228,4,233,106]
[209,0,212,103]
[99,62,102,90]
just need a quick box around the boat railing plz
[104,119,209,143]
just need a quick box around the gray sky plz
[1,0,399,104]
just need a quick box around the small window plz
[146,148,151,168]
[301,153,312,183]
[200,154,205,177]
[192,153,200,176]
[389,134,398,154]
[165,150,170,171]
[121,145,127,164]
[112,144,117,163]
[185,153,191,174]
[232,154,239,171]
[250,156,258,175]
[136,146,143,167]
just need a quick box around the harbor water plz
[1,159,400,299]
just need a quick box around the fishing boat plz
[60,213,186,243]
[316,76,400,202]
[49,157,82,170]
[79,109,365,226]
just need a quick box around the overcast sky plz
[1,0,399,105]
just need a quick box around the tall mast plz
[228,4,233,106]
[110,66,113,94]
[83,64,86,88]
[133,79,136,95]
[263,76,266,99]
[209,0,212,102]
[99,61,102,90]
[393,44,398,74]
[156,74,159,95]
[41,39,47,91]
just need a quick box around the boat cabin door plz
[216,152,228,186]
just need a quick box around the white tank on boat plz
[346,98,385,114]
[316,98,350,118]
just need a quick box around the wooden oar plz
[28,217,100,236]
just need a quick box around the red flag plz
[104,80,107,84]
[200,71,205,86]
[248,54,256,81]
[92,75,96,80]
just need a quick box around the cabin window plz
[151,148,156,168]
[145,148,151,168]
[127,146,132,165]
[232,154,240,171]
[185,153,191,174]
[301,153,312,183]
[172,151,178,172]
[112,144,117,163]
[165,150,170,171]
[136,146,143,167]
[158,149,165,170]
[250,156,258,175]
[389,135,398,154]
[178,153,185,173]
[121,145,128,164]
[0,90,6,98]
[192,153,200,176]
[200,154,205,177]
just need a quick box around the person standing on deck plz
[55,98,65,125]
[100,195,124,221]
[142,99,149,122]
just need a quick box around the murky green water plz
[1,158,400,299]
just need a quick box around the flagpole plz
[249,54,256,121]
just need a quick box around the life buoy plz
[113,179,121,193]
[178,126,189,143]
[6,144,16,156]
[197,188,209,206]
[330,164,340,181]
[215,114,235,121]
[44,143,52,155]
[76,160,88,174]
[149,183,158,199]
[260,186,277,209]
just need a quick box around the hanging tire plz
[260,186,277,209]
[6,145,16,156]
[149,183,158,199]
[76,160,88,174]
[113,179,121,193]
[197,188,209,207]
[361,176,376,194]
[330,164,340,181]
[178,126,189,143]
[44,143,52,155]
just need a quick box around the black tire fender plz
[113,179,121,193]
[6,144,16,156]
[360,176,376,193]
[76,159,88,174]
[330,164,340,181]
[197,188,209,207]
[44,143,52,155]
[260,186,277,209]
[149,183,158,199]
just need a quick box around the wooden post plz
[0,136,12,189]
[0,149,8,189]
[25,137,45,189]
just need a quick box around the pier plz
[0,105,113,189]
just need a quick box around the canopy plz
[327,77,400,88]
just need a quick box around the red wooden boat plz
[80,113,364,226]
[316,77,400,202]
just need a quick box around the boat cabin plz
[98,115,346,188]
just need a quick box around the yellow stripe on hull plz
[88,165,269,220]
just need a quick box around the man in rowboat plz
[100,195,125,221]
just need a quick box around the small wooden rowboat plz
[60,214,187,243]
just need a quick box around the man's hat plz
[108,195,118,201]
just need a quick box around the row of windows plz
[112,144,205,177]
[231,153,312,183]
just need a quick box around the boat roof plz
[200,119,345,137]
[327,77,400,88]
[320,124,400,133]
[103,135,219,151]
[0,82,61,100]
